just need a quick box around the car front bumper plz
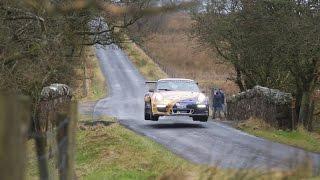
[153,104,209,117]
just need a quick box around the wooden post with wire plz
[68,102,77,180]
[0,93,30,180]
[56,101,77,180]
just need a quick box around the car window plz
[156,81,200,92]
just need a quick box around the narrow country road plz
[83,44,320,173]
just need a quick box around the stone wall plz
[30,84,75,179]
[227,86,293,129]
[35,84,72,133]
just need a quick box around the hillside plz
[129,12,238,95]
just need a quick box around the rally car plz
[144,78,209,122]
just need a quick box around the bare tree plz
[191,0,320,130]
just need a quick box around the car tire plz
[144,102,151,120]
[193,116,208,122]
[144,102,159,121]
[144,112,151,120]
[150,114,159,121]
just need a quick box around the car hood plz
[153,91,202,103]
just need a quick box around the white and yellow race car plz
[144,78,209,122]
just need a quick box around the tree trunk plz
[235,66,246,92]
[298,90,314,130]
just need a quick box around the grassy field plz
[129,12,238,95]
[238,118,320,153]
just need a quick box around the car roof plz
[158,78,195,82]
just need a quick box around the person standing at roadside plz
[218,89,225,118]
[213,90,223,119]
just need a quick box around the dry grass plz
[238,117,274,131]
[123,40,168,81]
[238,117,320,153]
[72,47,107,101]
[133,12,238,95]
[83,47,107,101]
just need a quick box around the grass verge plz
[238,117,320,153]
[76,116,306,180]
[81,46,107,101]
[71,46,107,101]
[122,41,167,81]
[76,116,197,179]
[25,116,314,180]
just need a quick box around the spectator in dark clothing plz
[213,91,223,119]
[218,89,225,112]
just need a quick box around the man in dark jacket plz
[218,89,225,113]
[213,91,223,119]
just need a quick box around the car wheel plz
[144,102,159,121]
[144,102,151,120]
[193,116,208,122]
[150,114,159,121]
[144,111,151,120]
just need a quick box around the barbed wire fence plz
[0,84,77,180]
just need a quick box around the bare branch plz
[5,15,44,22]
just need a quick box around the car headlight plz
[197,94,206,104]
[197,104,207,108]
[154,93,164,102]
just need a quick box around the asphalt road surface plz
[88,44,320,173]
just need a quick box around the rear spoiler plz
[145,81,156,92]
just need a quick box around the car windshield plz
[156,80,200,92]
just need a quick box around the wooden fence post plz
[68,102,77,180]
[56,102,77,180]
[0,94,30,180]
[56,113,68,180]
